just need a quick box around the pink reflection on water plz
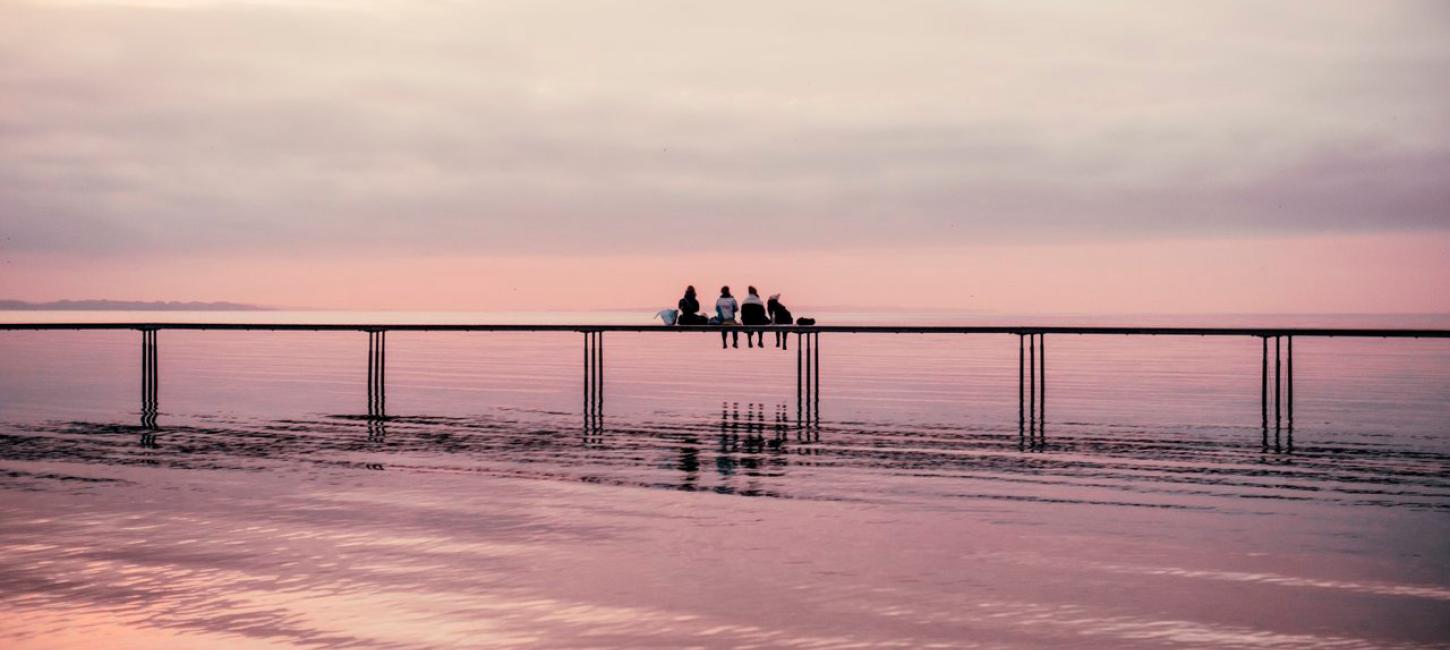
[1,312,1448,647]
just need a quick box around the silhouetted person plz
[768,293,793,349]
[716,286,739,348]
[678,285,707,325]
[741,286,769,348]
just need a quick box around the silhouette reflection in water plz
[716,401,790,479]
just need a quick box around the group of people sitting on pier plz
[676,285,795,349]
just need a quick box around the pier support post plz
[796,332,803,424]
[795,330,820,428]
[583,331,604,434]
[1018,334,1024,443]
[1261,336,1268,449]
[1028,333,1036,445]
[140,329,159,433]
[813,332,820,427]
[1287,335,1294,451]
[1275,335,1282,450]
[1018,333,1045,448]
[367,330,387,427]
[804,331,813,426]
[1039,333,1046,440]
[1259,334,1295,453]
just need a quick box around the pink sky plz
[5,232,1447,313]
[2,1,1447,313]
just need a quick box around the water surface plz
[2,311,1448,648]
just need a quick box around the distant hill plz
[0,299,271,311]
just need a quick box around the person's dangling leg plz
[732,330,739,348]
[748,331,754,348]
[721,330,728,349]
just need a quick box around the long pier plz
[4,323,1448,452]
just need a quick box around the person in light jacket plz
[716,286,739,348]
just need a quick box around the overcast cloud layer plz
[2,0,1449,257]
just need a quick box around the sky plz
[1,0,1448,313]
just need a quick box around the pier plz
[4,323,1448,452]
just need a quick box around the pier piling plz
[583,331,604,434]
[1028,334,1036,443]
[796,332,803,424]
[1287,335,1294,451]
[1257,334,1296,453]
[813,332,820,427]
[1039,334,1046,441]
[367,330,386,422]
[1275,336,1282,450]
[1018,333,1045,447]
[804,332,813,427]
[1018,335,1025,442]
[140,329,159,431]
[1261,337,1268,449]
[794,330,821,428]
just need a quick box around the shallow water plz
[2,311,1449,648]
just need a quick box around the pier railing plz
[4,323,1448,452]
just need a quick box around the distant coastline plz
[0,299,271,311]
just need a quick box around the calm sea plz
[2,311,1448,648]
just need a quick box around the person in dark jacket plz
[740,286,770,348]
[768,293,793,349]
[677,286,707,325]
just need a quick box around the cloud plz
[2,0,1448,258]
